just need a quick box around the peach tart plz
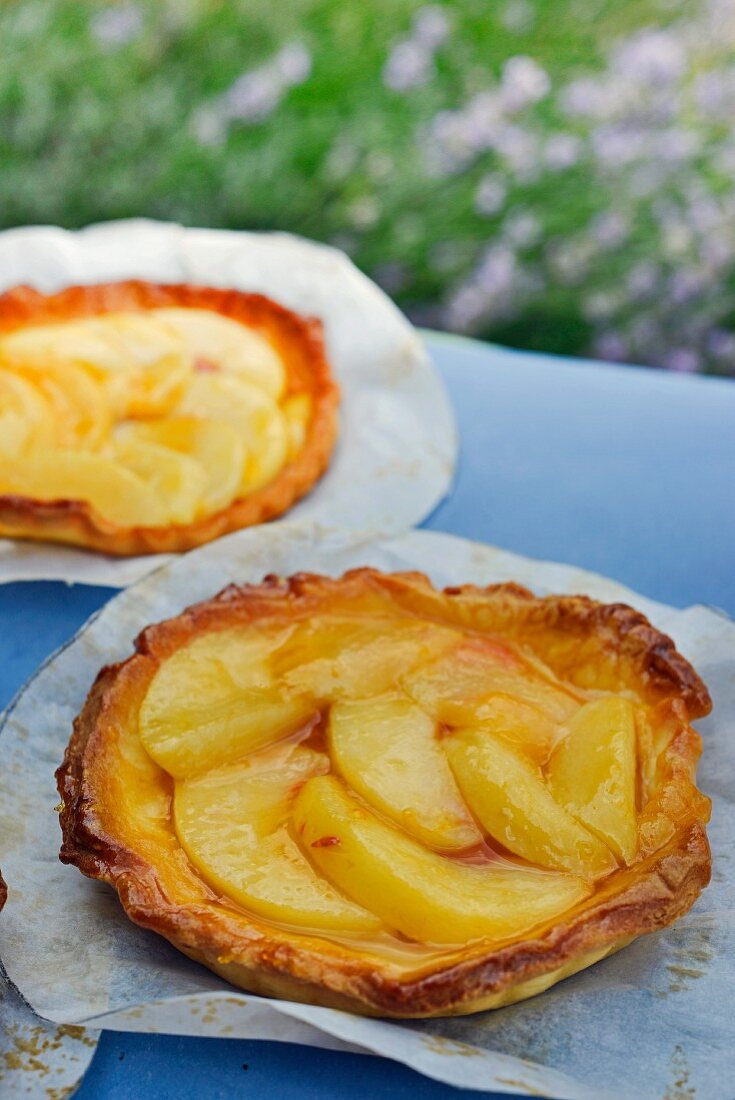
[57,570,712,1017]
[0,282,339,555]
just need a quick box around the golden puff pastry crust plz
[57,570,712,1017]
[0,282,339,555]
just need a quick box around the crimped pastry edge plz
[57,570,712,1017]
[0,281,339,555]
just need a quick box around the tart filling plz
[0,283,339,555]
[58,570,712,1017]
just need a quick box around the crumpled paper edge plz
[0,967,98,1100]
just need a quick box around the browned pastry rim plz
[0,870,6,912]
[57,571,712,1017]
[0,281,339,555]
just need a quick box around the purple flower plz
[413,6,451,48]
[627,263,658,297]
[474,175,507,217]
[590,211,630,250]
[662,348,702,373]
[594,332,629,361]
[707,328,735,361]
[500,56,551,112]
[226,71,280,122]
[612,29,686,88]
[502,210,541,248]
[544,133,583,170]
[383,6,450,93]
[501,0,535,33]
[383,40,434,92]
[275,43,312,86]
[90,4,142,48]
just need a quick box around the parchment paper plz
[0,522,732,1100]
[0,972,98,1099]
[0,220,456,586]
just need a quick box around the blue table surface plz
[1,334,734,1100]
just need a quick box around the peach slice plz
[120,417,244,513]
[273,616,459,703]
[402,639,581,728]
[0,449,167,527]
[294,774,590,945]
[7,360,111,450]
[175,374,289,494]
[154,308,286,399]
[175,744,380,932]
[139,626,316,778]
[329,694,481,851]
[446,728,616,877]
[547,697,638,864]
[282,394,312,460]
[112,437,207,525]
[0,368,56,456]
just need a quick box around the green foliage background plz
[2,0,733,374]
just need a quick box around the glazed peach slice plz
[0,316,129,369]
[154,308,286,399]
[547,696,638,864]
[445,728,616,877]
[0,368,56,457]
[112,437,207,525]
[95,313,192,415]
[295,775,590,945]
[175,744,380,932]
[281,394,313,460]
[402,638,581,744]
[329,694,481,851]
[139,627,316,778]
[7,360,111,450]
[274,616,459,702]
[119,417,244,513]
[175,374,289,494]
[0,313,192,419]
[0,450,170,527]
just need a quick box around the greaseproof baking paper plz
[0,972,98,1100]
[0,522,732,1100]
[0,220,456,586]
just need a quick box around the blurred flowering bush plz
[1,0,735,375]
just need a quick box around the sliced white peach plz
[547,696,638,864]
[175,744,379,932]
[121,417,244,513]
[0,368,56,456]
[294,775,590,945]
[402,639,581,727]
[93,313,193,417]
[154,308,286,399]
[0,450,167,526]
[112,437,207,525]
[0,315,190,418]
[139,626,315,778]
[0,319,131,375]
[237,388,289,493]
[445,727,616,877]
[282,393,312,459]
[101,313,184,367]
[8,360,111,450]
[176,374,289,494]
[329,694,481,851]
[273,616,459,702]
